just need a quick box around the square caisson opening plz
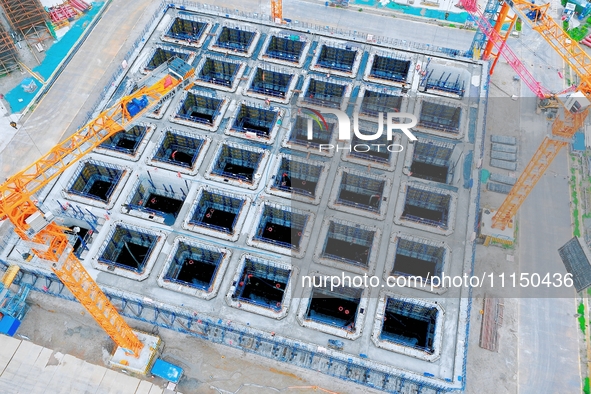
[369,55,411,83]
[402,186,451,228]
[303,78,346,109]
[99,225,158,273]
[254,204,309,250]
[288,115,335,147]
[337,172,385,212]
[175,92,223,126]
[265,35,305,63]
[381,298,438,354]
[322,221,375,267]
[165,17,207,42]
[232,104,278,138]
[198,58,240,88]
[67,161,124,203]
[360,90,402,117]
[164,242,224,291]
[232,257,291,310]
[272,157,322,197]
[419,101,461,133]
[410,139,454,184]
[189,190,246,234]
[214,27,255,53]
[348,123,392,164]
[211,144,263,183]
[127,178,186,224]
[146,47,190,71]
[306,286,362,331]
[152,131,205,169]
[316,44,357,72]
[392,238,445,279]
[248,68,293,99]
[99,125,147,155]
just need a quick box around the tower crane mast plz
[0,58,194,357]
[271,0,283,22]
[461,0,591,234]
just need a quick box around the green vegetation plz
[579,303,586,334]
[584,377,590,394]
[358,8,363,11]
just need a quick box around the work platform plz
[0,4,488,393]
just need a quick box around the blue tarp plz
[573,132,586,152]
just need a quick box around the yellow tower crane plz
[461,0,591,244]
[0,58,194,368]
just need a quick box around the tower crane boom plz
[461,0,591,231]
[0,58,194,356]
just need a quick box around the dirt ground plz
[18,291,381,394]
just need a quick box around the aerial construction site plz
[0,0,587,393]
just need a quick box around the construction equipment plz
[461,0,591,241]
[0,58,194,365]
[0,265,30,337]
[271,0,283,23]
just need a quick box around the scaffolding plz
[6,259,453,394]
[315,44,357,72]
[423,70,465,97]
[321,220,375,267]
[419,100,462,133]
[211,143,264,183]
[253,203,309,250]
[369,53,411,83]
[164,15,208,42]
[248,67,293,99]
[232,103,279,137]
[272,157,323,197]
[174,91,223,126]
[66,160,125,203]
[411,138,455,183]
[305,284,362,330]
[231,256,291,311]
[126,175,187,223]
[381,297,438,354]
[98,224,160,274]
[360,88,403,118]
[164,241,224,292]
[303,77,347,109]
[213,26,256,53]
[288,114,335,147]
[189,189,246,234]
[392,236,445,280]
[264,35,306,63]
[152,129,206,169]
[0,0,51,43]
[197,56,241,88]
[402,185,452,228]
[0,24,18,75]
[99,125,147,156]
[145,46,191,72]
[336,171,385,212]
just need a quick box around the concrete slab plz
[136,380,156,394]
[0,335,21,374]
[98,368,142,394]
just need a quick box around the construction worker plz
[9,121,17,129]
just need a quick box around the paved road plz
[516,108,581,393]
[0,0,159,181]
